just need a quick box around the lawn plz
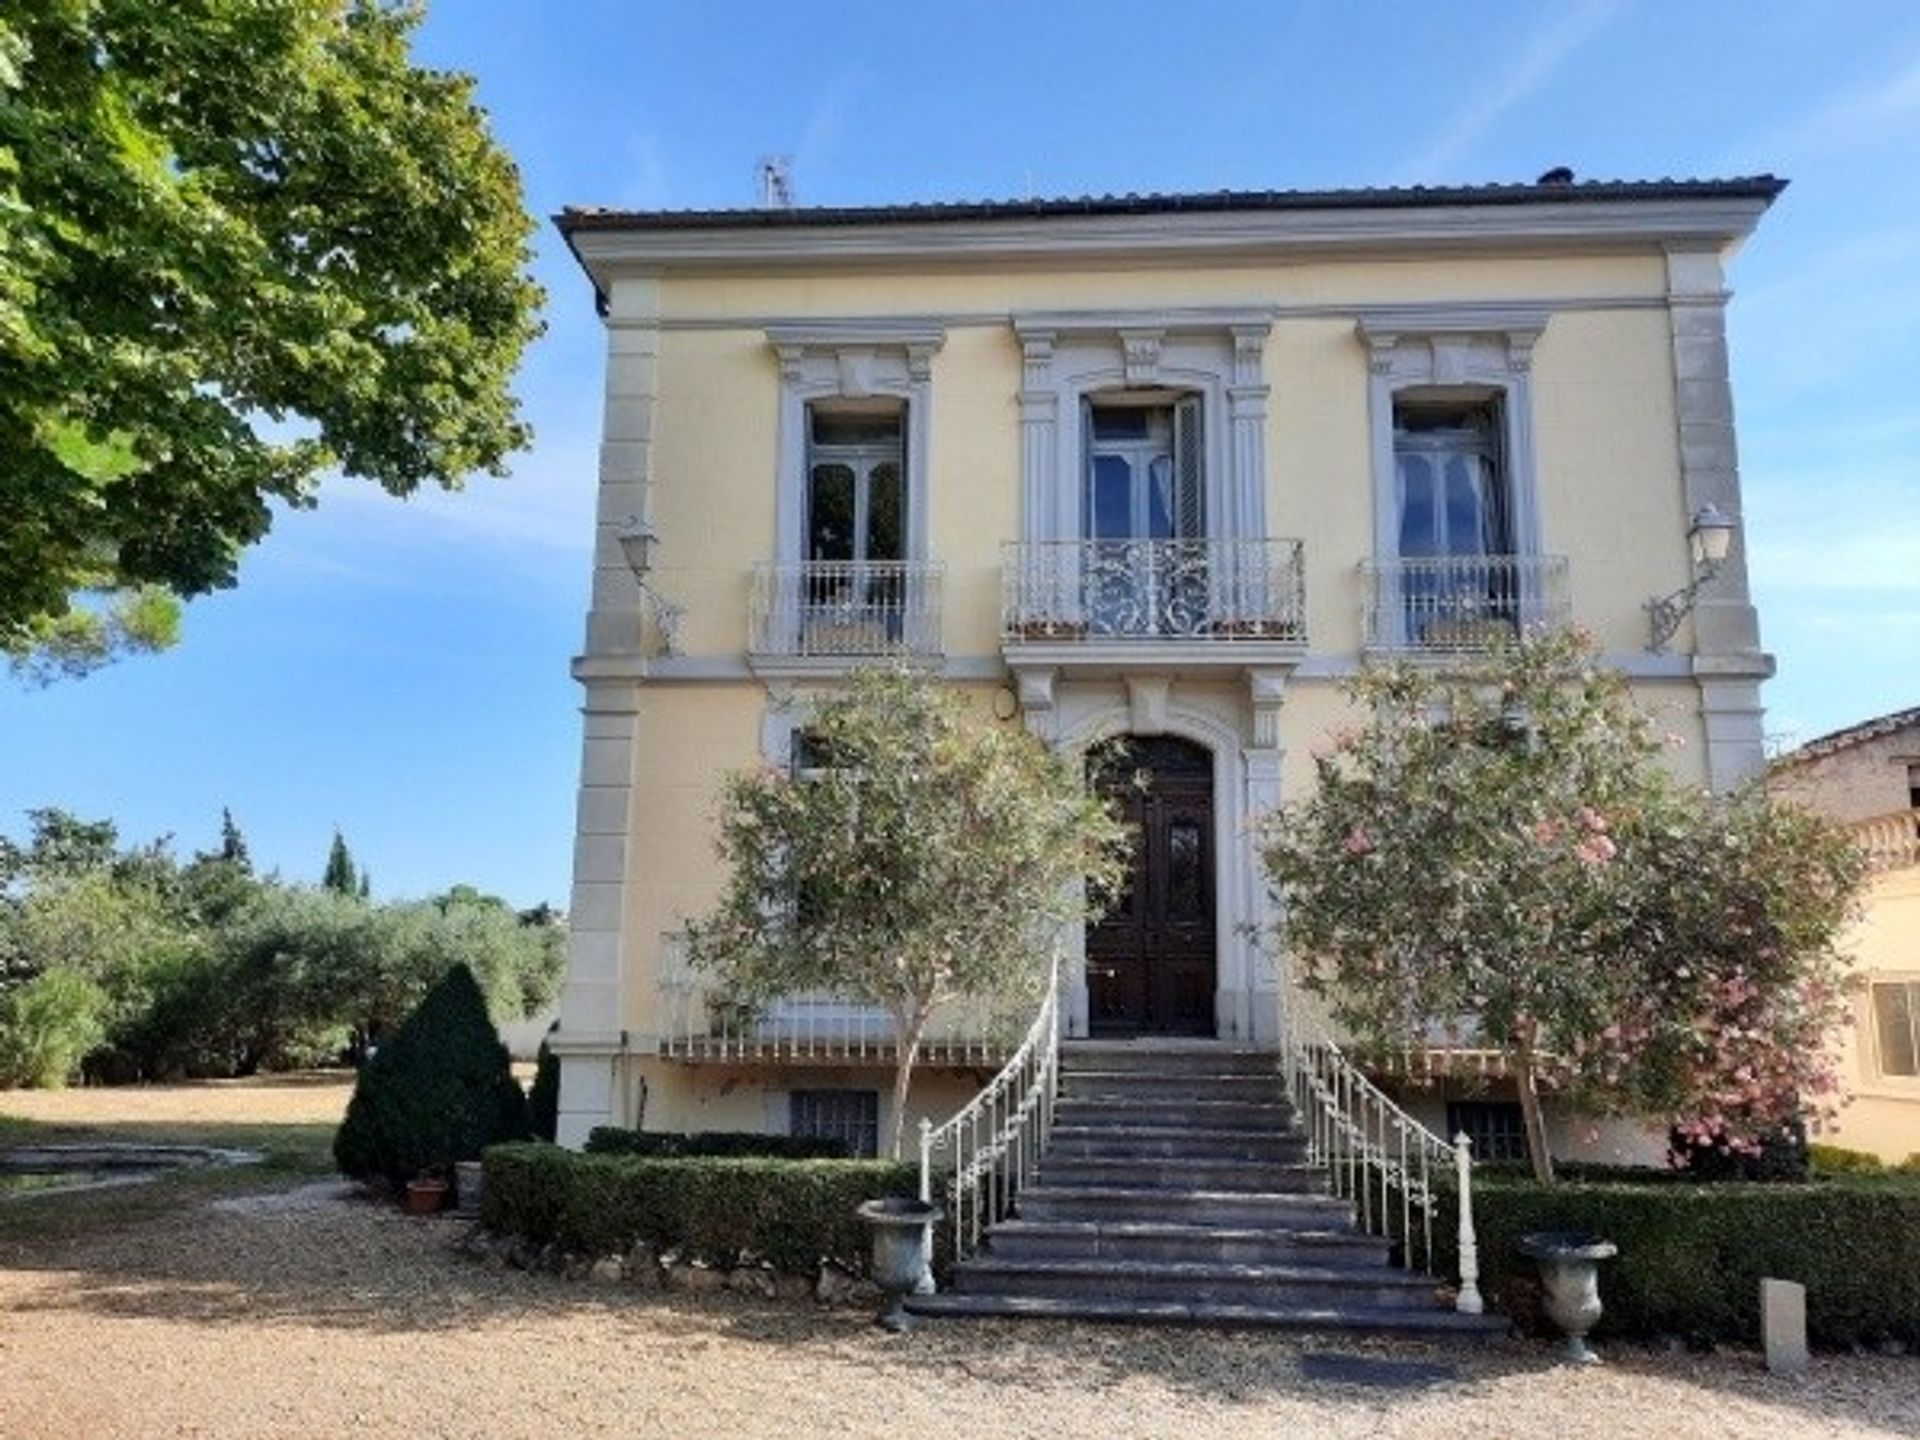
[0,1072,349,1246]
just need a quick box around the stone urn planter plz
[1519,1231,1618,1363]
[856,1196,941,1333]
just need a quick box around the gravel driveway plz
[0,1183,1914,1440]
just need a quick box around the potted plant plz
[404,1169,451,1216]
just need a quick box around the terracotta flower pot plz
[405,1177,450,1216]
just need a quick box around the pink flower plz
[1344,827,1374,857]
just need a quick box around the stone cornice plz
[564,197,1777,286]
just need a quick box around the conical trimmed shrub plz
[333,964,530,1189]
[528,1035,560,1143]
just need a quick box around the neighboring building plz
[546,177,1782,1154]
[1773,707,1920,1162]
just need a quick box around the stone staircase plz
[908,1040,1504,1336]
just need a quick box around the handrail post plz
[918,1117,933,1204]
[1453,1132,1483,1315]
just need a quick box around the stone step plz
[1046,1124,1309,1163]
[1036,1155,1327,1193]
[1052,1097,1297,1131]
[985,1219,1393,1267]
[1058,1070,1282,1102]
[952,1256,1438,1309]
[904,1292,1507,1339]
[1060,1042,1281,1077]
[1017,1184,1354,1229]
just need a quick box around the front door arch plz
[1085,735,1217,1037]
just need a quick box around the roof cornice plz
[560,195,1779,289]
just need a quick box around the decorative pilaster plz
[1227,323,1272,541]
[554,677,641,1147]
[1019,332,1058,545]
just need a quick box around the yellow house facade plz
[546,178,1783,1154]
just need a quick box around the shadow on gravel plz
[2,1201,1909,1428]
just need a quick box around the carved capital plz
[1013,665,1057,716]
[773,344,806,383]
[1248,668,1288,750]
[1504,326,1543,374]
[905,343,938,383]
[1231,324,1270,386]
[1021,331,1056,390]
[1363,333,1398,376]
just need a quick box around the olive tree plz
[1261,629,1863,1182]
[687,666,1132,1157]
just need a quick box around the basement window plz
[789,1089,880,1158]
[1445,1100,1528,1164]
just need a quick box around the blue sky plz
[3,1,1917,907]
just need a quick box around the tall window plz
[1084,396,1203,542]
[1393,398,1517,642]
[1078,395,1206,637]
[1394,399,1509,561]
[807,401,905,565]
[1871,981,1920,1079]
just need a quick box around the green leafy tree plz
[1261,630,1864,1182]
[0,968,106,1087]
[333,962,530,1188]
[0,1,545,678]
[217,809,251,871]
[687,666,1133,1157]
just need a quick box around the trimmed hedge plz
[482,1143,918,1273]
[583,1126,852,1160]
[1441,1175,1920,1348]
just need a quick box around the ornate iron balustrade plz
[919,951,1061,1267]
[1278,970,1483,1312]
[1001,538,1306,644]
[1845,806,1920,873]
[654,932,1008,1066]
[750,560,944,659]
[1361,554,1569,652]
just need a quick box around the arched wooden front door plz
[1086,735,1217,1036]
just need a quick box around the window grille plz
[789,1089,881,1158]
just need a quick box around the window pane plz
[808,464,855,562]
[811,407,903,447]
[1874,983,1920,1078]
[1091,407,1149,441]
[1444,456,1488,556]
[1147,456,1176,539]
[1089,456,1133,539]
[867,461,904,561]
[1397,454,1438,557]
[1166,819,1205,921]
[789,1089,880,1159]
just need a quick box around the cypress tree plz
[333,964,531,1189]
[322,829,357,896]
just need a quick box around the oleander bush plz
[583,1126,852,1160]
[1441,1173,1920,1347]
[483,1143,917,1273]
[333,964,530,1189]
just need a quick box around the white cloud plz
[1398,0,1627,182]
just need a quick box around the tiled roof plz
[1774,705,1920,768]
[556,176,1787,233]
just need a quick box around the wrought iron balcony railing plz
[749,560,944,659]
[1001,538,1307,644]
[654,933,1012,1066]
[1361,554,1570,652]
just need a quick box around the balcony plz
[749,560,944,665]
[1001,538,1307,664]
[654,935,1013,1066]
[1361,554,1570,653]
